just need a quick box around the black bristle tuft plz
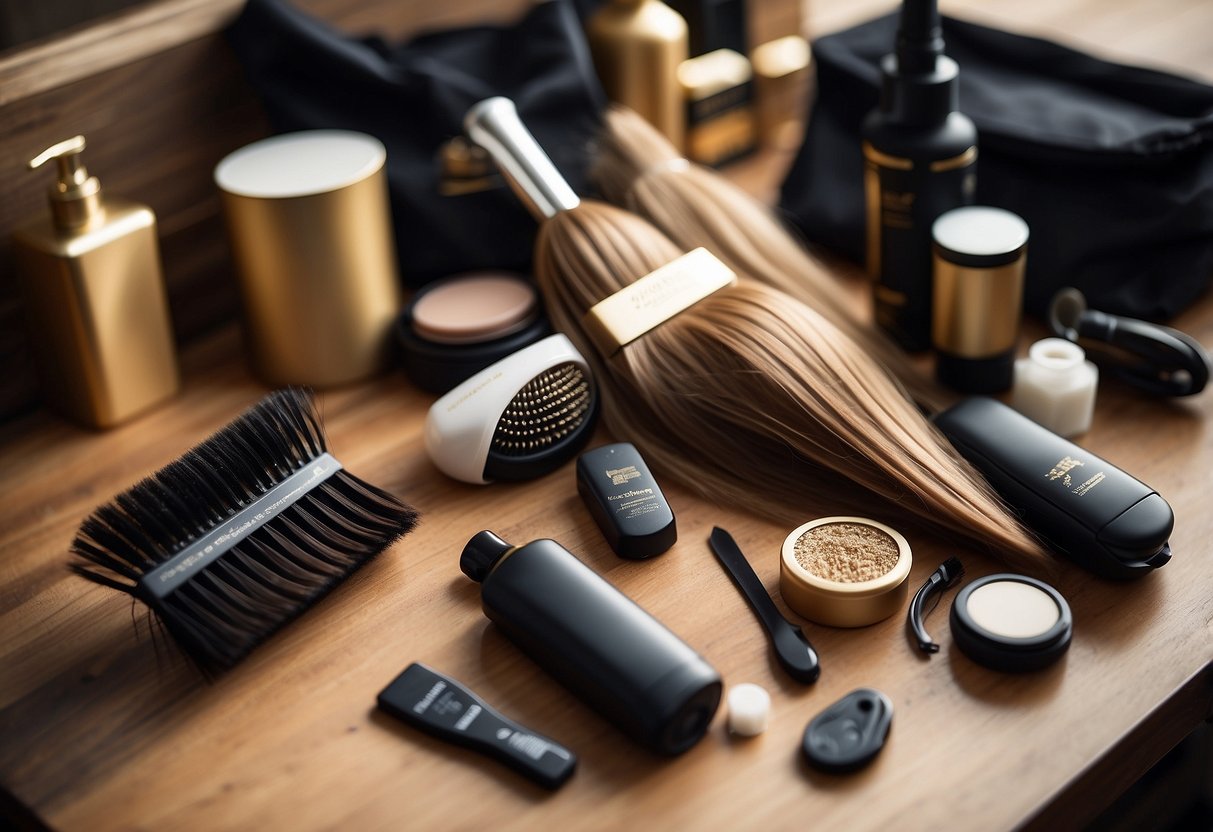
[941,556,965,584]
[69,389,419,676]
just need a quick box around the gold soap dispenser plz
[12,136,180,428]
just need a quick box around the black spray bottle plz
[863,0,977,351]
[461,530,722,755]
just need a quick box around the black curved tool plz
[1049,287,1211,397]
[708,527,820,683]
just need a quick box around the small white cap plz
[727,683,771,737]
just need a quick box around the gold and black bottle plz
[11,136,179,427]
[862,0,976,351]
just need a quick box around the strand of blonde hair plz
[535,202,1046,571]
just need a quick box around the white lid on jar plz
[215,130,386,199]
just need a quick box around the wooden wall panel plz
[0,0,800,421]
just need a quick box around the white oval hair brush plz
[425,333,597,483]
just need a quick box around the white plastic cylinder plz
[1012,338,1098,437]
[726,683,770,737]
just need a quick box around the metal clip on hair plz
[1049,287,1211,397]
[907,556,965,653]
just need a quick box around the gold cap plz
[752,36,811,81]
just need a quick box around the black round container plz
[395,275,550,395]
[462,531,722,755]
[950,573,1072,672]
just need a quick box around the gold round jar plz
[779,516,913,627]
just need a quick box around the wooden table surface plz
[4,2,1213,830]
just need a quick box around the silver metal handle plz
[464,97,580,220]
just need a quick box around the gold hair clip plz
[582,248,737,355]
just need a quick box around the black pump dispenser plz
[461,530,722,755]
[863,0,977,350]
[881,1,955,124]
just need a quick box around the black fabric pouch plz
[780,14,1213,319]
[227,0,605,286]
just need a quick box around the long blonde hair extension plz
[592,106,944,410]
[535,201,1046,570]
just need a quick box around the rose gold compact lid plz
[411,273,540,345]
[779,516,913,627]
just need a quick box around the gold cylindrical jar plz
[779,517,913,628]
[931,206,1029,393]
[216,131,401,387]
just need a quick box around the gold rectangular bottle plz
[12,136,180,428]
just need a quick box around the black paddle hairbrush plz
[69,389,419,675]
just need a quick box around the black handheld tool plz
[1049,287,1211,397]
[709,527,820,683]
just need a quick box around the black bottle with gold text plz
[862,0,976,351]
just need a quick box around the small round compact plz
[950,574,1072,672]
[395,272,550,394]
[779,517,913,627]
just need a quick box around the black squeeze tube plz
[933,397,1173,579]
[461,531,723,755]
[377,662,576,790]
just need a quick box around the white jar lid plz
[933,206,1029,266]
[215,130,386,199]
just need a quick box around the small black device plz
[377,662,576,790]
[907,556,965,653]
[577,442,677,559]
[802,688,893,773]
[1049,287,1211,397]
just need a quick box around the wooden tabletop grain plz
[3,1,1213,830]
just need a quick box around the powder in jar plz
[794,522,900,583]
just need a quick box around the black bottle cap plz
[461,530,513,582]
[878,53,960,125]
[879,0,958,124]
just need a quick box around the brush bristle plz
[69,389,419,675]
[490,363,593,455]
[941,557,965,583]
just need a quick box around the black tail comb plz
[70,389,419,675]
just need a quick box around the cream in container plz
[779,517,912,627]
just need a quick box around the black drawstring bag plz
[227,0,605,286]
[780,14,1213,320]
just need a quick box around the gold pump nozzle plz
[29,135,102,229]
